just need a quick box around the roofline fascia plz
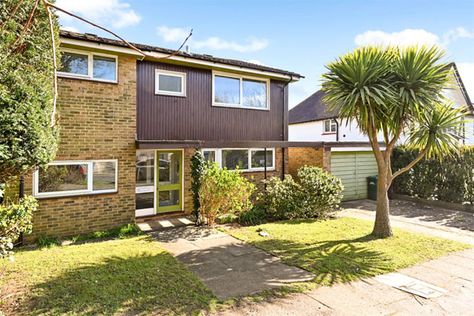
[60,37,300,82]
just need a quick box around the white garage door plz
[331,151,378,201]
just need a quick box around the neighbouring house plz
[288,63,474,200]
[23,30,306,240]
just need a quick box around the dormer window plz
[59,49,117,83]
[212,71,269,110]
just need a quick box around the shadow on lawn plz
[26,252,216,316]
[251,234,393,285]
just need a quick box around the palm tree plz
[322,46,466,237]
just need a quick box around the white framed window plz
[324,119,337,133]
[135,150,155,216]
[201,148,275,172]
[155,69,186,96]
[58,48,118,83]
[33,160,118,198]
[212,71,270,110]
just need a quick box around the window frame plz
[323,119,337,133]
[33,159,118,198]
[212,71,270,110]
[154,69,187,97]
[201,148,275,172]
[58,48,118,83]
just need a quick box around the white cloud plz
[247,59,264,65]
[193,37,268,53]
[355,29,440,47]
[56,0,141,29]
[156,26,190,43]
[354,27,474,47]
[60,26,79,33]
[456,62,474,99]
[156,25,268,53]
[442,27,474,46]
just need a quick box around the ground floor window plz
[34,160,118,198]
[136,150,155,215]
[201,148,275,171]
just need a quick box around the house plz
[24,30,303,240]
[288,63,474,200]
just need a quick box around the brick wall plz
[288,147,330,177]
[24,54,137,241]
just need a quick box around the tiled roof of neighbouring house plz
[289,90,339,124]
[60,30,304,79]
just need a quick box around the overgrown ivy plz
[392,146,474,204]
[0,0,60,183]
[190,150,205,222]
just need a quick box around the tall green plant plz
[322,46,466,237]
[0,0,60,183]
[190,150,205,222]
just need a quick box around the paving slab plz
[152,226,315,299]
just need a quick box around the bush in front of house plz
[238,205,268,226]
[392,146,474,204]
[263,166,343,220]
[199,163,255,225]
[0,196,37,259]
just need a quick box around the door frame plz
[156,149,184,213]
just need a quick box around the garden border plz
[392,194,474,214]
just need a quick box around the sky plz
[56,0,474,108]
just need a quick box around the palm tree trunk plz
[372,166,393,237]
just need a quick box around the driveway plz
[217,199,474,315]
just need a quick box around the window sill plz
[58,73,118,84]
[34,189,118,199]
[155,91,186,97]
[212,103,270,111]
[322,132,337,135]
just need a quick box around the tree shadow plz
[24,252,216,315]
[250,234,393,286]
[343,199,474,232]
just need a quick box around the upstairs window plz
[324,119,337,133]
[155,70,186,96]
[59,49,117,82]
[213,72,269,110]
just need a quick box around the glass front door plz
[157,150,182,213]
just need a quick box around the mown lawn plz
[229,217,470,286]
[0,236,216,315]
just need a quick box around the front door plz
[157,150,182,213]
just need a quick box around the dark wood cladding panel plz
[137,61,287,141]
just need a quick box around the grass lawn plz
[0,236,216,315]
[229,217,470,286]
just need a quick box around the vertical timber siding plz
[137,61,288,141]
[24,55,137,241]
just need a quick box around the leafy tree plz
[322,46,465,237]
[0,0,60,184]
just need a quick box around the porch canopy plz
[136,140,377,180]
[135,140,376,149]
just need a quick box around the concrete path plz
[342,199,474,245]
[217,200,474,315]
[217,249,474,316]
[152,226,314,299]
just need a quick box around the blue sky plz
[57,0,474,107]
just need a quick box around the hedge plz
[391,146,474,204]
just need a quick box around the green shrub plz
[264,166,343,220]
[238,205,268,226]
[0,196,37,258]
[37,235,61,248]
[392,146,474,203]
[199,163,255,225]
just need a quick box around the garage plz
[331,151,378,201]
